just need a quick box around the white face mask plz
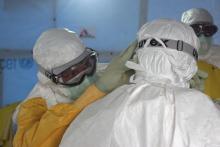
[198,35,212,56]
[126,37,197,88]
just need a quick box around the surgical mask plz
[68,75,97,100]
[198,35,212,56]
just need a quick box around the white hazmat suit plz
[12,29,95,124]
[60,19,220,147]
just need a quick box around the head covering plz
[181,8,214,25]
[33,28,86,71]
[126,19,200,88]
[32,28,93,105]
[60,19,220,147]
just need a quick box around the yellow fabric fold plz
[198,60,220,100]
[13,84,105,147]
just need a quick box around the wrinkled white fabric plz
[60,19,220,147]
[33,28,86,70]
[13,29,95,124]
[13,29,84,123]
[137,19,200,50]
[199,44,220,68]
[126,47,197,88]
[181,8,214,25]
[60,82,220,147]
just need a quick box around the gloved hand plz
[95,40,138,93]
[190,70,208,92]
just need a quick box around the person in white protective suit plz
[12,28,97,123]
[12,28,137,147]
[12,28,135,123]
[182,8,220,102]
[60,19,220,147]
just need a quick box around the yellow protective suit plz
[13,84,106,147]
[0,102,19,147]
[198,60,220,100]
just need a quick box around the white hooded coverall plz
[60,19,220,147]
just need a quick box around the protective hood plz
[126,19,200,88]
[26,29,92,106]
[33,28,86,71]
[60,19,220,147]
[181,8,214,25]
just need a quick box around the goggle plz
[39,48,97,86]
[138,38,198,60]
[191,23,218,37]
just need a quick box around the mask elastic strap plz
[143,37,167,49]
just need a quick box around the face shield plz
[39,48,97,86]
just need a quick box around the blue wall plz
[0,0,55,49]
[1,0,220,106]
[0,0,139,106]
[56,0,139,51]
[0,0,55,105]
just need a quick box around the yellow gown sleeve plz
[197,60,220,100]
[13,84,106,147]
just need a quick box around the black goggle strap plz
[38,48,97,84]
[138,39,198,60]
[38,65,60,84]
